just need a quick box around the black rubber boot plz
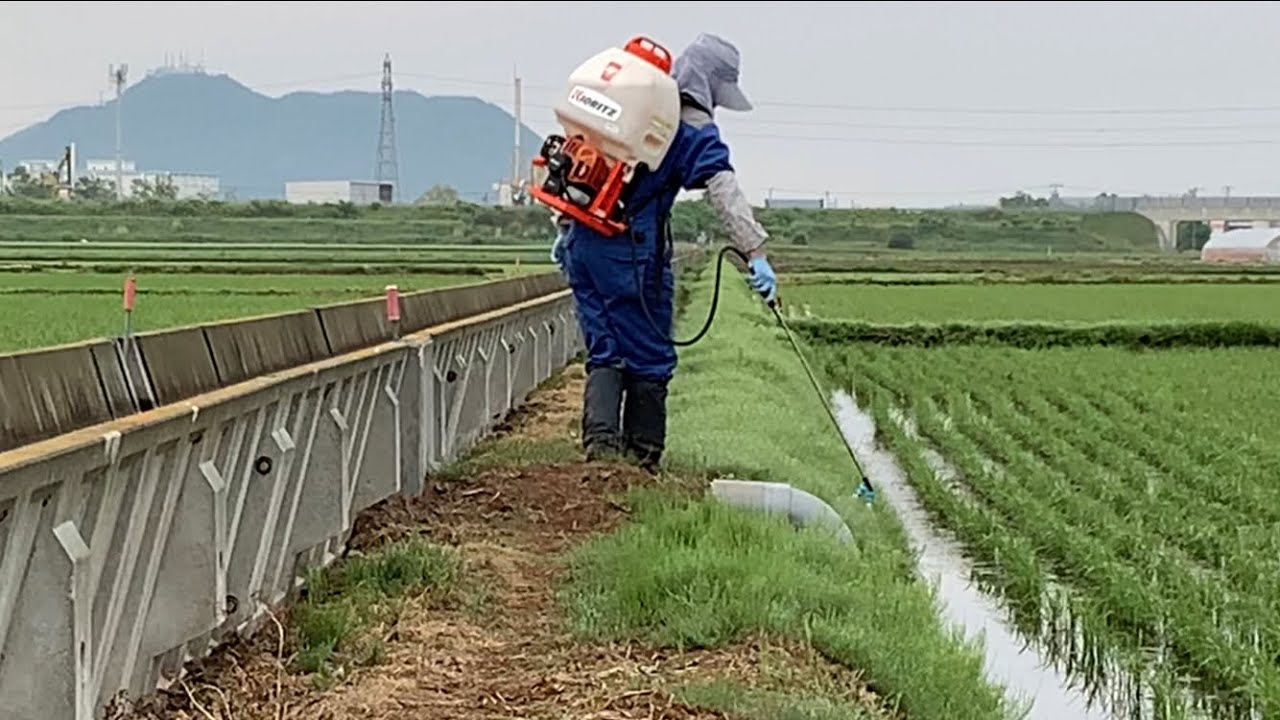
[582,366,626,461]
[622,373,669,474]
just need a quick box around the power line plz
[724,131,1280,149]
[15,66,1280,130]
[394,69,1280,117]
[451,94,1280,148]
[760,184,1061,197]
[15,66,1280,121]
[711,118,1280,134]
[746,100,1280,117]
[459,98,1280,145]
[386,74,1280,136]
[16,66,1280,155]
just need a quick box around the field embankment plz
[109,263,1026,720]
[109,367,897,720]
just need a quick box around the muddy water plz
[831,390,1119,720]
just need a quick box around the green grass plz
[786,282,1280,324]
[558,270,1022,720]
[0,271,503,352]
[0,270,483,294]
[0,207,562,244]
[293,537,461,684]
[784,270,1280,286]
[0,261,549,276]
[0,293,336,351]
[770,253,1253,276]
[0,242,553,266]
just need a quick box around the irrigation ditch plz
[827,382,1258,720]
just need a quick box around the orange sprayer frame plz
[530,154,630,237]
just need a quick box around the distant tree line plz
[0,183,1158,251]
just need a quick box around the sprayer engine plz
[530,36,682,238]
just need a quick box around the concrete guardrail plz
[0,247,704,720]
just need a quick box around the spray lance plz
[635,243,877,506]
[762,281,878,506]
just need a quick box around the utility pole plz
[109,63,128,201]
[1223,184,1233,202]
[375,54,400,203]
[511,65,523,204]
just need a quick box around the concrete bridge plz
[1062,195,1280,251]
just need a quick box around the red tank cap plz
[623,36,673,74]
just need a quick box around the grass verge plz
[557,265,1023,720]
[291,537,463,687]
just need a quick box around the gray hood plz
[672,33,753,113]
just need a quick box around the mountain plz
[0,70,547,202]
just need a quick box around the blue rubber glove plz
[747,255,777,305]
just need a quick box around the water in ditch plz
[831,390,1121,720]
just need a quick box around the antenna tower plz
[511,66,523,203]
[375,54,400,203]
[109,63,129,201]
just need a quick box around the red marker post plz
[122,275,137,341]
[385,284,401,339]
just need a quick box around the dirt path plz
[112,364,881,720]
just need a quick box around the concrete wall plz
[0,271,573,454]
[0,250,704,720]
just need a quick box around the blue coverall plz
[557,107,734,468]
[554,32,773,472]
[562,120,731,383]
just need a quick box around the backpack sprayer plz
[529,37,876,505]
[528,36,681,238]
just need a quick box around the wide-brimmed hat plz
[672,33,753,112]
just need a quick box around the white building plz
[85,159,137,175]
[17,159,61,176]
[285,180,393,205]
[80,159,219,200]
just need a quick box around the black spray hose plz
[632,240,749,348]
[631,241,878,505]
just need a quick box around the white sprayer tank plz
[553,40,681,174]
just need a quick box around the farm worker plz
[552,32,775,473]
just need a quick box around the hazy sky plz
[5,1,1280,207]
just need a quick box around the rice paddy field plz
[0,242,554,352]
[791,266,1280,719]
[7,202,1280,719]
[788,282,1280,324]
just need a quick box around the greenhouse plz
[1199,226,1280,263]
